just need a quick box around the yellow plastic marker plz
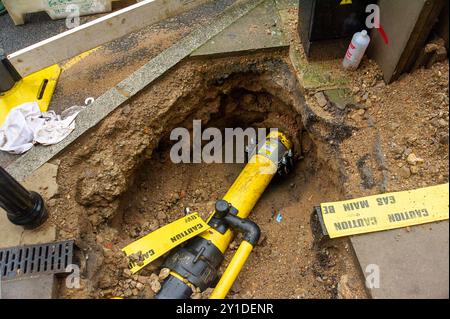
[0,64,61,126]
[122,213,210,274]
[320,183,449,238]
[0,47,99,127]
[61,47,99,72]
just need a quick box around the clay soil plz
[51,50,368,299]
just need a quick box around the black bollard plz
[0,167,48,229]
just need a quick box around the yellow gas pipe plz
[209,240,254,299]
[156,131,294,299]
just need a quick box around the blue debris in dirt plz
[276,213,283,223]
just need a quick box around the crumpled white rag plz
[0,102,83,154]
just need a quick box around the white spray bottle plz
[343,30,371,71]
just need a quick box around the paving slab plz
[0,212,23,248]
[0,211,57,248]
[0,274,56,299]
[351,221,449,299]
[192,0,288,57]
[21,162,59,200]
[0,212,57,299]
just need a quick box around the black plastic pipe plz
[0,167,48,229]
[214,200,261,245]
[0,48,21,93]
[223,214,261,246]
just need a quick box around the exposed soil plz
[36,4,448,301]
[50,50,367,299]
[347,59,449,194]
[101,137,365,300]
[281,7,449,199]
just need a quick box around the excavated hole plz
[111,81,361,298]
[114,84,304,230]
[56,53,367,299]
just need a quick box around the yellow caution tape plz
[122,213,210,274]
[320,183,449,238]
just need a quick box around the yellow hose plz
[209,241,254,299]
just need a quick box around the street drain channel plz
[54,51,367,299]
[0,240,74,280]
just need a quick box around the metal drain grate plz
[0,240,74,280]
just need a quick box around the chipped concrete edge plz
[5,0,266,182]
